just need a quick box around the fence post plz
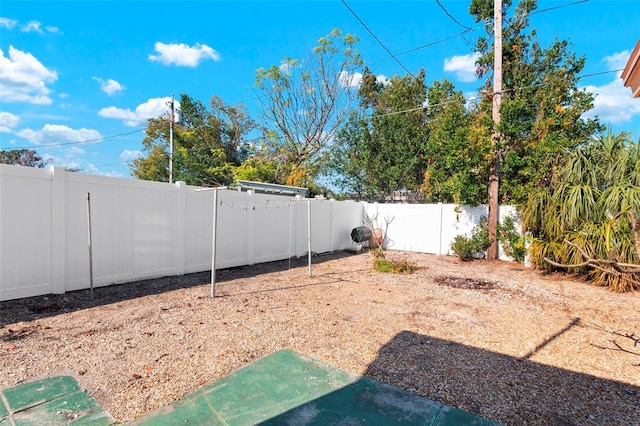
[329,199,334,251]
[247,190,255,265]
[176,181,186,276]
[438,202,444,256]
[51,166,66,294]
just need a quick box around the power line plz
[341,0,416,79]
[435,0,472,30]
[2,128,145,151]
[373,29,474,63]
[576,69,623,80]
[530,0,589,15]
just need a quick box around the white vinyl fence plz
[0,164,519,301]
[0,165,362,301]
[364,202,518,257]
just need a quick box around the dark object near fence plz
[351,226,372,243]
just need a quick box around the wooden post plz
[488,0,503,261]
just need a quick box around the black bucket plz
[350,226,372,243]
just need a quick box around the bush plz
[498,214,526,262]
[450,217,492,261]
[451,215,527,263]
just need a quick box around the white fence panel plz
[63,172,181,292]
[0,166,53,300]
[365,202,519,259]
[365,203,444,254]
[184,186,216,274]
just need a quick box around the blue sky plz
[1,0,639,179]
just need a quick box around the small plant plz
[371,248,417,274]
[450,217,492,261]
[498,214,526,263]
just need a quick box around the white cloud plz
[444,52,480,83]
[93,77,126,95]
[0,17,18,29]
[338,71,389,88]
[339,71,362,88]
[45,25,61,34]
[0,46,58,104]
[98,106,138,124]
[84,163,124,177]
[583,79,640,124]
[0,111,19,133]
[376,74,390,86]
[581,50,640,125]
[22,20,43,33]
[66,146,85,156]
[603,50,630,72]
[99,97,180,126]
[120,149,142,161]
[149,42,221,67]
[16,124,102,146]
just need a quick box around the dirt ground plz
[1,250,639,425]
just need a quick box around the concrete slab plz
[1,351,499,425]
[130,349,499,425]
[1,376,115,426]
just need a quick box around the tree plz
[523,130,640,292]
[328,68,429,201]
[254,28,362,188]
[469,0,601,205]
[0,149,49,168]
[324,108,372,199]
[421,79,485,204]
[131,94,258,186]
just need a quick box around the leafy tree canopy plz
[130,94,258,186]
[470,0,602,205]
[255,28,363,189]
[0,149,49,168]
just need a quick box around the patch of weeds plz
[371,249,417,274]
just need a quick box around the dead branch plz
[543,238,640,287]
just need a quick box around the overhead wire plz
[340,0,416,79]
[2,128,145,151]
[530,0,589,15]
[435,0,472,30]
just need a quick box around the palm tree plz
[522,129,640,292]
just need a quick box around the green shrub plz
[450,217,492,261]
[498,214,526,262]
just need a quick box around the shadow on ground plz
[0,250,357,327]
[129,329,640,425]
[362,330,640,425]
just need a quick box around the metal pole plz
[307,199,312,277]
[211,188,219,297]
[86,193,94,300]
[288,202,292,270]
[169,94,174,184]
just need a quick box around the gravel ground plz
[1,250,639,425]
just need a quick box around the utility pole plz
[487,0,502,261]
[168,94,175,184]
